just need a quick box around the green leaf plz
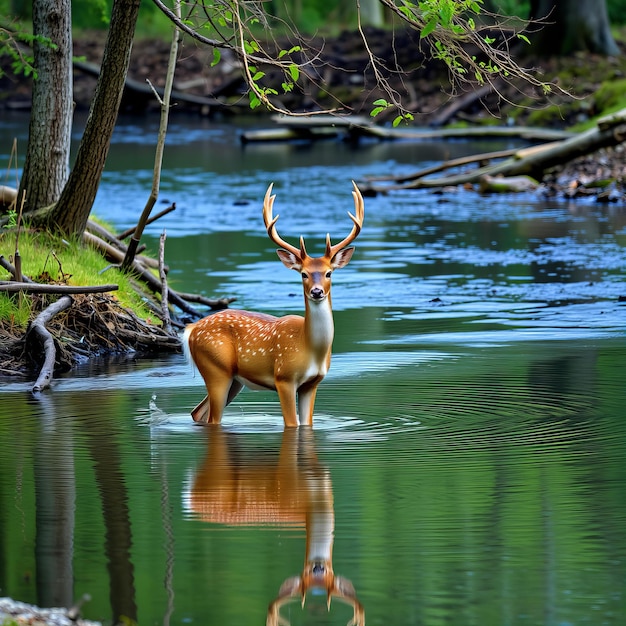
[373,98,389,107]
[244,40,259,54]
[211,48,221,67]
[249,93,261,109]
[421,17,438,38]
[288,64,299,81]
[392,116,403,127]
[252,71,265,81]
[517,33,531,45]
[370,106,386,117]
[439,3,453,26]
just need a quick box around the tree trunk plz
[529,0,620,56]
[46,0,141,238]
[18,0,72,213]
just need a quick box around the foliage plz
[0,28,57,78]
[150,0,559,122]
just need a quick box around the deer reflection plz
[187,427,364,626]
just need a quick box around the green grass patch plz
[0,227,154,331]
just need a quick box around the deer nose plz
[310,287,324,300]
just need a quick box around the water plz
[1,112,625,625]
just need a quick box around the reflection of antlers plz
[267,563,365,626]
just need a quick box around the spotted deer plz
[183,182,364,427]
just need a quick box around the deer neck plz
[305,470,334,566]
[304,295,334,356]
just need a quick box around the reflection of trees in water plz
[34,394,75,609]
[33,394,137,625]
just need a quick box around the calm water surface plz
[0,113,625,625]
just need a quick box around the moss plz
[0,227,154,331]
[592,78,626,111]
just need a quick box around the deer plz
[183,181,364,427]
[187,428,365,626]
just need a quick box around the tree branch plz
[0,281,119,294]
[30,295,73,392]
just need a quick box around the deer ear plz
[330,246,354,269]
[276,249,302,271]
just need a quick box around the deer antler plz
[263,183,304,258]
[266,569,365,626]
[326,181,365,259]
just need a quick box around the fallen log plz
[0,185,17,207]
[86,220,158,270]
[73,59,236,112]
[29,295,73,392]
[174,290,236,309]
[366,147,519,184]
[83,230,203,318]
[365,108,626,192]
[0,281,118,294]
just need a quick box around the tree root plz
[28,295,73,392]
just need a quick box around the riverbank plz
[1,26,625,126]
[1,26,625,387]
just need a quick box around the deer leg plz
[205,375,235,425]
[192,379,241,424]
[191,395,210,423]
[226,380,244,406]
[297,382,319,426]
[275,380,299,427]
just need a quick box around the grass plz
[0,227,155,331]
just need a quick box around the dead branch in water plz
[29,295,73,392]
[363,109,626,193]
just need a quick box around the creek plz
[1,112,625,625]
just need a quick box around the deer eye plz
[301,272,308,279]
[325,271,332,278]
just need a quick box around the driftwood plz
[174,290,236,309]
[29,295,73,392]
[367,147,519,184]
[428,82,498,127]
[0,281,118,294]
[364,108,626,193]
[241,114,574,144]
